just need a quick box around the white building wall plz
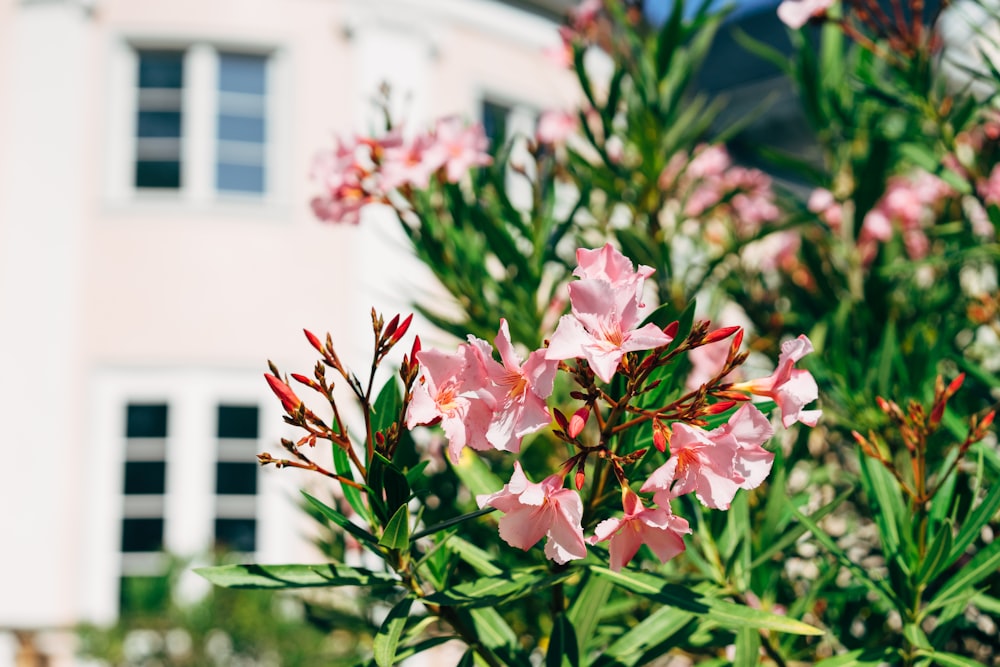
[0,0,92,629]
[0,0,576,664]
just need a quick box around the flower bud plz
[568,407,589,438]
[265,373,302,413]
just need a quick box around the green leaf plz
[593,604,694,667]
[917,520,953,586]
[302,491,380,547]
[813,648,896,666]
[927,538,1000,614]
[546,614,580,667]
[445,535,504,576]
[567,570,614,657]
[591,567,823,635]
[426,568,576,608]
[373,596,414,667]
[195,562,399,589]
[372,376,403,435]
[411,507,497,541]
[918,650,986,667]
[947,481,1000,567]
[790,496,901,610]
[379,505,410,550]
[733,625,761,667]
[332,446,372,524]
[751,486,853,569]
[450,448,504,498]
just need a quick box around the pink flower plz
[731,335,821,427]
[475,320,559,453]
[406,345,495,462]
[640,422,741,509]
[777,0,833,29]
[573,243,654,302]
[547,249,673,382]
[640,404,775,509]
[808,188,843,230]
[423,116,492,183]
[979,163,1000,205]
[588,488,690,571]
[536,110,578,145]
[477,462,587,564]
[380,133,439,191]
[716,403,776,490]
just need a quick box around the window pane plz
[126,404,168,438]
[217,163,264,193]
[124,461,166,495]
[138,50,184,89]
[216,462,258,495]
[137,110,181,138]
[217,114,266,143]
[215,518,256,552]
[218,53,267,95]
[217,405,259,439]
[121,518,164,552]
[135,160,181,189]
[482,100,511,146]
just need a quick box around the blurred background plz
[0,0,809,664]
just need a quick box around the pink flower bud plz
[568,407,590,438]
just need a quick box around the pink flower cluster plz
[860,172,953,262]
[310,116,492,224]
[659,144,781,236]
[776,0,833,29]
[407,244,821,571]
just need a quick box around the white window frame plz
[81,367,306,623]
[105,36,290,212]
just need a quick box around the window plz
[130,46,273,198]
[215,404,260,553]
[121,404,167,566]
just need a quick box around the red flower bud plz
[702,325,741,345]
[652,420,670,453]
[304,329,323,353]
[705,400,737,415]
[730,328,744,356]
[265,373,301,413]
[575,469,586,490]
[383,314,401,339]
[553,409,569,431]
[391,313,413,343]
[663,321,679,338]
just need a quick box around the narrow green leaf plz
[733,625,761,667]
[971,592,1000,616]
[379,505,411,550]
[927,538,1000,613]
[918,650,986,667]
[546,614,580,667]
[450,448,504,498]
[373,596,414,667]
[426,568,576,608]
[372,376,402,435]
[790,498,901,609]
[332,446,372,523]
[593,604,694,667]
[411,507,496,541]
[947,482,1000,566]
[813,648,895,666]
[456,649,475,667]
[751,486,854,569]
[468,607,517,648]
[303,491,380,546]
[903,623,932,651]
[591,567,823,635]
[446,535,504,576]
[195,562,399,589]
[917,521,953,586]
[567,570,614,657]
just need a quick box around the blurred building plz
[0,0,575,664]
